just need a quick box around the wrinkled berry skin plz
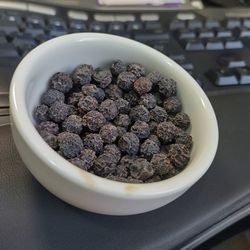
[37,121,59,135]
[69,157,90,171]
[123,90,139,106]
[78,95,98,114]
[34,104,49,122]
[173,112,191,130]
[148,121,158,133]
[72,64,93,85]
[105,84,123,100]
[134,77,152,95]
[116,126,127,137]
[83,133,104,154]
[49,72,73,93]
[168,144,190,169]
[62,115,83,134]
[175,131,193,149]
[114,114,131,128]
[48,101,69,123]
[148,134,161,147]
[40,131,58,149]
[99,99,118,121]
[100,124,118,144]
[127,63,145,78]
[117,72,137,90]
[150,106,168,123]
[67,92,84,106]
[130,121,150,139]
[93,69,112,88]
[103,144,121,163]
[81,84,105,102]
[110,60,126,76]
[115,98,130,114]
[158,78,177,98]
[163,96,182,114]
[156,121,177,144]
[130,105,150,122]
[146,71,162,85]
[151,153,173,176]
[140,139,160,159]
[41,89,65,106]
[129,158,154,181]
[139,93,157,110]
[82,111,106,132]
[58,132,83,159]
[80,149,96,169]
[118,132,140,155]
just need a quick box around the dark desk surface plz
[0,91,250,250]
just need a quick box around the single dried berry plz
[140,139,160,159]
[130,121,150,139]
[129,158,154,181]
[48,101,69,123]
[118,132,140,155]
[105,84,123,100]
[49,72,73,93]
[134,77,152,95]
[129,105,150,122]
[115,98,130,113]
[120,155,137,168]
[146,71,162,85]
[83,133,103,154]
[68,105,78,115]
[173,112,190,130]
[93,153,116,177]
[127,63,145,78]
[117,72,137,90]
[110,60,126,75]
[99,99,118,121]
[116,126,127,137]
[158,78,177,98]
[82,111,106,132]
[62,115,83,134]
[72,64,93,85]
[40,131,58,149]
[139,93,157,110]
[114,164,128,178]
[151,153,174,176]
[114,114,131,128]
[148,121,158,133]
[163,96,182,114]
[69,157,91,171]
[81,84,105,102]
[156,121,177,144]
[150,106,168,123]
[165,167,180,179]
[78,95,98,114]
[103,144,121,163]
[175,131,193,149]
[37,121,59,135]
[100,124,118,144]
[93,68,112,88]
[168,144,190,169]
[67,92,84,106]
[58,132,83,158]
[123,90,139,106]
[79,148,96,169]
[148,134,161,147]
[34,104,49,122]
[41,89,65,106]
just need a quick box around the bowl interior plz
[10,33,218,196]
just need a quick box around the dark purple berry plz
[41,89,65,106]
[148,121,158,133]
[34,104,49,122]
[40,131,58,149]
[103,144,121,163]
[146,71,162,85]
[150,106,168,123]
[82,111,106,132]
[100,124,118,144]
[81,84,105,102]
[151,153,174,176]
[79,148,96,169]
[156,121,177,144]
[175,131,193,149]
[114,114,131,128]
[93,153,116,177]
[114,164,128,178]
[140,139,160,159]
[110,60,126,76]
[172,112,190,130]
[129,105,150,122]
[93,68,112,88]
[37,121,59,135]
[163,96,182,114]
[127,63,145,78]
[158,78,177,98]
[68,105,78,115]
[58,132,83,158]
[48,101,69,123]
[130,121,150,139]
[123,90,139,106]
[168,144,190,169]
[129,158,154,181]
[115,98,130,113]
[139,93,157,109]
[105,84,123,100]
[49,72,73,93]
[67,92,84,106]
[134,77,152,95]
[72,64,93,85]
[116,126,127,137]
[62,115,83,134]
[118,132,139,155]
[99,99,118,121]
[117,72,136,90]
[153,92,164,106]
[69,157,90,171]
[83,133,103,154]
[148,134,161,147]
[78,95,98,114]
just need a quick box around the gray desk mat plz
[1,92,250,250]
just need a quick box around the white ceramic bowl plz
[10,33,218,215]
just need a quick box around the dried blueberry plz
[72,64,93,85]
[79,148,96,169]
[156,121,177,144]
[127,63,145,78]
[110,60,126,76]
[99,99,118,121]
[82,111,106,132]
[69,157,90,171]
[105,84,123,100]
[175,131,193,150]
[78,95,98,114]
[118,132,140,155]
[115,98,130,113]
[117,71,137,90]
[100,124,118,144]
[130,121,150,139]
[34,104,49,122]
[49,72,73,93]
[148,121,158,133]
[134,77,152,95]
[139,93,157,110]
[150,153,174,176]
[37,121,59,135]
[168,144,190,169]
[114,114,131,128]
[158,78,177,98]
[103,144,121,163]
[41,89,65,106]
[140,139,160,159]
[48,101,69,123]
[81,84,105,102]
[148,134,161,147]
[172,112,190,130]
[93,68,112,88]
[129,105,150,122]
[40,131,58,149]
[146,71,162,85]
[67,92,84,106]
[83,133,103,154]
[150,106,168,123]
[116,126,127,137]
[129,158,154,181]
[123,90,139,106]
[163,96,182,114]
[93,153,116,177]
[62,115,83,134]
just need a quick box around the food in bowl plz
[34,60,193,184]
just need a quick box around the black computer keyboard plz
[1,3,250,112]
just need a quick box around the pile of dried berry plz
[34,60,193,184]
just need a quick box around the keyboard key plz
[218,55,246,68]
[187,19,203,29]
[182,39,204,51]
[0,43,19,58]
[47,17,67,36]
[26,15,45,27]
[205,20,220,29]
[226,18,241,29]
[89,21,106,32]
[180,63,194,70]
[169,54,186,63]
[235,68,250,84]
[208,68,238,86]
[243,19,250,28]
[169,20,185,30]
[127,21,143,31]
[134,31,169,43]
[108,22,125,33]
[205,38,224,50]
[0,20,19,36]
[0,35,7,44]
[69,19,87,32]
[238,28,250,37]
[178,29,196,39]
[198,28,214,38]
[12,34,36,55]
[224,38,243,49]
[216,28,232,38]
[145,21,161,30]
[3,12,22,23]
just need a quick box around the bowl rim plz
[9,33,219,199]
